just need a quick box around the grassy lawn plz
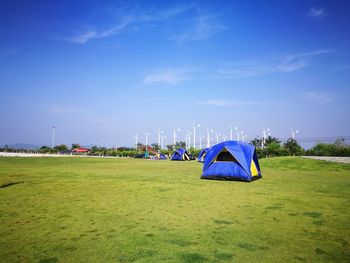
[0,157,349,262]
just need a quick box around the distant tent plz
[171,148,190,161]
[155,153,166,160]
[134,153,146,158]
[201,141,262,182]
[197,148,209,163]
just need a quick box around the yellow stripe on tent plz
[184,153,189,160]
[250,160,259,176]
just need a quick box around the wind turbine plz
[215,131,221,144]
[199,132,205,149]
[157,129,161,148]
[173,128,180,150]
[262,128,270,149]
[144,132,150,152]
[240,131,247,142]
[206,129,213,148]
[134,133,139,149]
[230,126,233,141]
[234,126,240,141]
[161,134,166,150]
[187,130,192,150]
[193,123,200,149]
[291,128,299,139]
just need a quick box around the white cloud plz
[98,20,131,38]
[303,91,334,105]
[276,60,307,72]
[307,7,326,18]
[66,3,227,45]
[69,31,97,44]
[143,3,195,21]
[67,4,196,44]
[284,49,331,61]
[69,19,131,44]
[143,68,189,85]
[197,99,263,107]
[173,14,226,43]
[216,49,331,78]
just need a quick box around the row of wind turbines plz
[133,124,299,150]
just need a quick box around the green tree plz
[166,145,174,151]
[265,142,282,157]
[71,143,80,149]
[306,140,350,157]
[250,137,263,148]
[91,146,98,153]
[137,143,145,151]
[54,144,68,152]
[265,136,281,146]
[175,141,186,150]
[39,146,51,153]
[151,143,160,151]
[283,138,304,156]
[334,138,346,147]
[190,148,201,157]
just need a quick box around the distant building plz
[72,148,89,153]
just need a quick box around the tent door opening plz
[214,148,239,163]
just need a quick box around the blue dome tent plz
[197,148,209,163]
[201,141,262,182]
[171,148,190,161]
[155,153,167,160]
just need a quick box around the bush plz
[283,138,304,156]
[265,142,282,157]
[190,149,201,157]
[306,141,350,157]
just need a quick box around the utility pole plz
[51,126,55,149]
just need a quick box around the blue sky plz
[1,0,349,148]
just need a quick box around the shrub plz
[306,141,350,157]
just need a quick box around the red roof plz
[72,148,89,153]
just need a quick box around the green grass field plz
[0,157,349,262]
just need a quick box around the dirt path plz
[302,156,350,164]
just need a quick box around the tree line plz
[0,137,349,157]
